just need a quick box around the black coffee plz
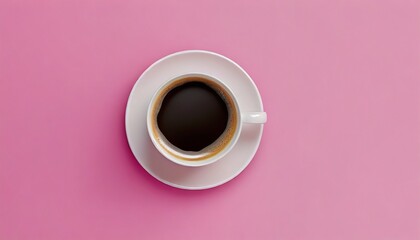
[157,81,229,151]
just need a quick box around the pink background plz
[1,0,419,239]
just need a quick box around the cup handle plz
[241,112,267,124]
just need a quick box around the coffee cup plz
[147,73,266,167]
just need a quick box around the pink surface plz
[1,0,419,239]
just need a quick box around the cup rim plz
[146,73,242,167]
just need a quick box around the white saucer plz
[125,50,265,190]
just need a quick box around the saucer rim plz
[125,49,264,190]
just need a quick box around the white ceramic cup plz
[147,73,266,167]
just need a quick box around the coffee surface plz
[157,81,229,151]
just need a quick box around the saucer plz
[125,50,265,190]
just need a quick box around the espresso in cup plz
[149,75,238,162]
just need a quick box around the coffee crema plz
[150,76,238,161]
